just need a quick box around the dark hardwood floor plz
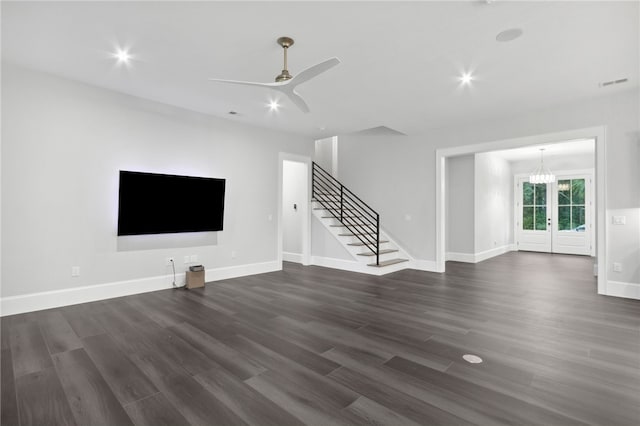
[2,252,639,425]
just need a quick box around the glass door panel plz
[557,179,585,232]
[518,180,551,252]
[552,176,591,255]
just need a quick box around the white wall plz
[474,152,513,254]
[446,155,475,255]
[282,161,307,257]
[314,136,338,177]
[1,64,313,301]
[335,89,639,285]
[311,217,353,261]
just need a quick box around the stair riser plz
[358,251,401,263]
[312,202,372,219]
[343,236,389,247]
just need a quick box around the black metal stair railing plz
[312,162,380,265]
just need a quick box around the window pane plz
[572,179,585,204]
[535,206,547,230]
[572,205,585,230]
[558,179,571,205]
[558,206,571,230]
[523,207,534,230]
[534,184,546,206]
[523,182,534,205]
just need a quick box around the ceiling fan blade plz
[208,78,281,88]
[289,57,341,87]
[284,89,310,113]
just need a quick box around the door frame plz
[277,153,312,266]
[435,126,607,296]
[514,169,595,256]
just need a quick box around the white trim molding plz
[606,281,640,300]
[310,256,411,276]
[0,261,280,316]
[283,252,304,264]
[446,244,515,263]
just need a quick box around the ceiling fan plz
[209,37,340,113]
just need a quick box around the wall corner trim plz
[0,260,281,316]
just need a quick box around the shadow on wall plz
[117,232,218,251]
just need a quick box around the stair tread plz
[348,240,388,246]
[322,216,363,219]
[357,249,399,257]
[367,258,409,267]
[338,232,376,237]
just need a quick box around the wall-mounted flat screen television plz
[117,170,225,236]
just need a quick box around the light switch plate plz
[612,215,626,225]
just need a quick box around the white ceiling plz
[2,1,638,139]
[490,138,595,162]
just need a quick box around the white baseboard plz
[446,252,476,263]
[310,256,410,276]
[475,244,514,262]
[283,252,303,264]
[606,280,640,300]
[411,259,440,272]
[0,261,280,317]
[446,244,515,264]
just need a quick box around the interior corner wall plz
[336,89,639,285]
[474,152,513,254]
[1,63,313,301]
[314,136,338,177]
[446,155,475,255]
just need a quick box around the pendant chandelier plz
[529,148,555,184]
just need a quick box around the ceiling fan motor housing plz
[275,69,292,82]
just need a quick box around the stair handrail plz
[312,162,380,265]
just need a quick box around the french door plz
[516,174,592,255]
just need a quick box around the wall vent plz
[600,78,628,87]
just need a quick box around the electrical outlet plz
[71,266,80,277]
[268,214,273,221]
[190,254,198,262]
[231,250,237,259]
[613,262,623,273]
[165,257,174,266]
[184,255,190,264]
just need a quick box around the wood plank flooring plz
[1,252,639,425]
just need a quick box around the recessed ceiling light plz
[496,28,523,42]
[268,100,280,111]
[228,111,238,115]
[459,72,474,86]
[113,48,132,65]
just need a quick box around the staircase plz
[312,162,409,274]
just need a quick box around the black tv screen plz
[117,171,225,236]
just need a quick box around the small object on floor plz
[462,354,483,364]
[186,265,205,289]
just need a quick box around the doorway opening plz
[436,126,607,295]
[278,154,311,266]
